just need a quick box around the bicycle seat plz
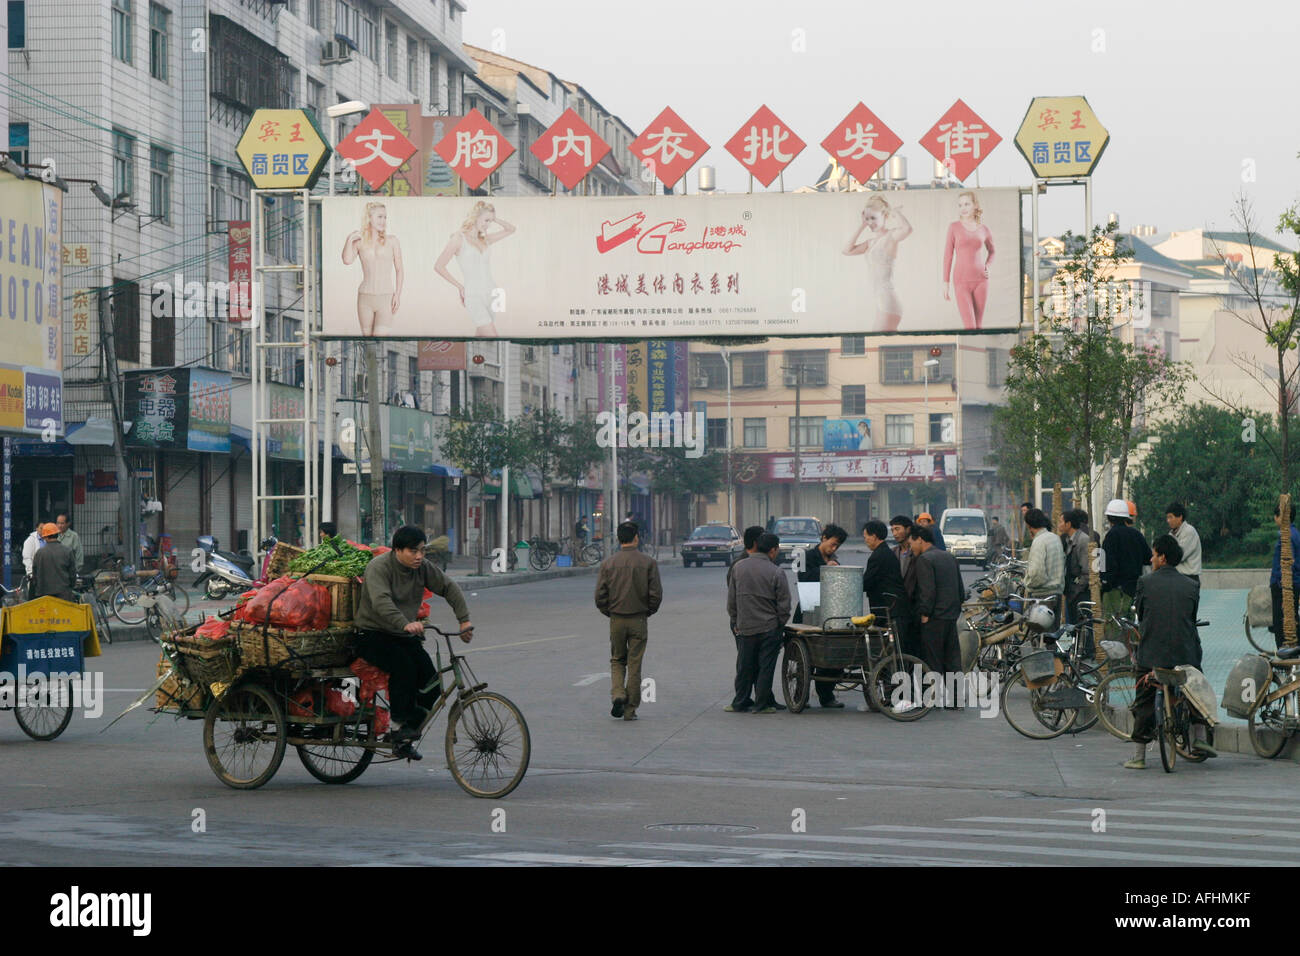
[1153,667,1187,687]
[1275,645,1300,661]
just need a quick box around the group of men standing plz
[19,514,83,603]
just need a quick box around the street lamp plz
[923,358,940,511]
[323,101,369,534]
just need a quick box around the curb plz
[448,563,601,590]
[1114,709,1294,761]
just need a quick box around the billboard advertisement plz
[320,188,1020,341]
[822,418,873,451]
[0,173,63,436]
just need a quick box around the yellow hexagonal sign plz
[1014,96,1109,179]
[235,109,331,190]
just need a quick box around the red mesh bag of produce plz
[237,576,330,630]
[417,588,432,620]
[325,683,357,718]
[195,618,231,641]
[287,687,314,718]
[349,658,390,735]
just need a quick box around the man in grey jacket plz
[727,532,792,714]
[355,525,473,756]
[910,525,963,705]
[724,526,767,711]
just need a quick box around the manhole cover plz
[644,823,757,833]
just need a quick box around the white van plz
[939,508,988,566]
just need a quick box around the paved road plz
[4,547,1298,866]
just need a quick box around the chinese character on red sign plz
[529,107,611,191]
[433,108,515,191]
[336,110,419,190]
[630,107,709,190]
[724,104,806,187]
[820,102,903,185]
[919,99,1002,183]
[227,221,252,323]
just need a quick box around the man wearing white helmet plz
[1100,497,1151,636]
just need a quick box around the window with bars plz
[228,169,248,222]
[428,51,439,109]
[386,351,398,399]
[784,350,828,386]
[735,352,767,388]
[8,1,25,48]
[306,77,325,123]
[408,355,419,394]
[885,414,913,446]
[406,37,418,91]
[930,412,953,444]
[7,121,28,166]
[986,348,1007,387]
[880,347,914,384]
[788,416,824,449]
[743,418,766,448]
[149,146,171,224]
[841,384,866,416]
[706,418,727,449]
[112,129,135,202]
[209,163,225,223]
[692,353,727,390]
[149,3,169,81]
[841,335,865,356]
[149,286,174,366]
[112,0,133,63]
[385,20,397,79]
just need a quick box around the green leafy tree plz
[437,401,528,572]
[1130,403,1285,565]
[647,446,725,544]
[995,222,1190,508]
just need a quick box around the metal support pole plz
[791,363,802,515]
[723,346,733,529]
[608,342,618,538]
[1031,180,1043,512]
[500,340,510,563]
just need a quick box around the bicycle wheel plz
[1245,613,1274,654]
[781,638,811,713]
[1001,669,1081,740]
[203,683,287,790]
[89,596,113,646]
[13,674,75,740]
[1093,669,1138,741]
[528,547,552,572]
[297,742,375,784]
[445,691,531,798]
[868,653,934,721]
[581,544,602,566]
[165,582,191,617]
[111,585,147,625]
[1249,691,1289,758]
[1158,697,1177,773]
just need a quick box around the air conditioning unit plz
[321,41,352,65]
[783,372,800,387]
[693,375,710,388]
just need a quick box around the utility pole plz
[783,362,805,514]
[365,344,384,544]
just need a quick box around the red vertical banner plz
[227,221,252,321]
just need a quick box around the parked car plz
[939,508,989,566]
[771,515,823,566]
[682,524,743,567]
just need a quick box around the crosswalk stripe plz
[734,832,1286,865]
[603,841,1022,866]
[854,824,1300,856]
[465,852,679,866]
[1151,798,1300,812]
[947,816,1294,839]
[1054,808,1290,824]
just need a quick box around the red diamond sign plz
[335,109,418,191]
[529,107,611,191]
[919,99,1002,183]
[630,107,709,191]
[724,105,806,187]
[821,103,902,185]
[434,108,515,191]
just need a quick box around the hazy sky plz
[463,0,1298,240]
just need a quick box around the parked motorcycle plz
[195,535,275,600]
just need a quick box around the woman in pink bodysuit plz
[942,191,995,330]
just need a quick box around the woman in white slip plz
[341,202,404,336]
[434,201,517,338]
[842,195,913,333]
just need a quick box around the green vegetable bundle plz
[287,536,375,578]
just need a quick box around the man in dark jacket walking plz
[595,521,663,721]
[727,532,792,714]
[1125,534,1211,768]
[910,524,963,705]
[724,525,767,711]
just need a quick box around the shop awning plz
[231,425,251,452]
[483,472,535,498]
[9,436,74,456]
[429,463,464,478]
[64,417,118,446]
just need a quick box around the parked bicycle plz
[111,563,190,626]
[1147,661,1213,773]
[73,574,114,646]
[1247,644,1300,758]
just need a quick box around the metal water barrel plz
[819,565,864,628]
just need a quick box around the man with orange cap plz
[30,523,77,602]
[915,513,946,551]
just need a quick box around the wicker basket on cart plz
[265,542,307,579]
[302,574,358,625]
[172,628,241,685]
[232,622,354,673]
[155,652,205,711]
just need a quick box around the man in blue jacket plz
[1270,504,1300,649]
